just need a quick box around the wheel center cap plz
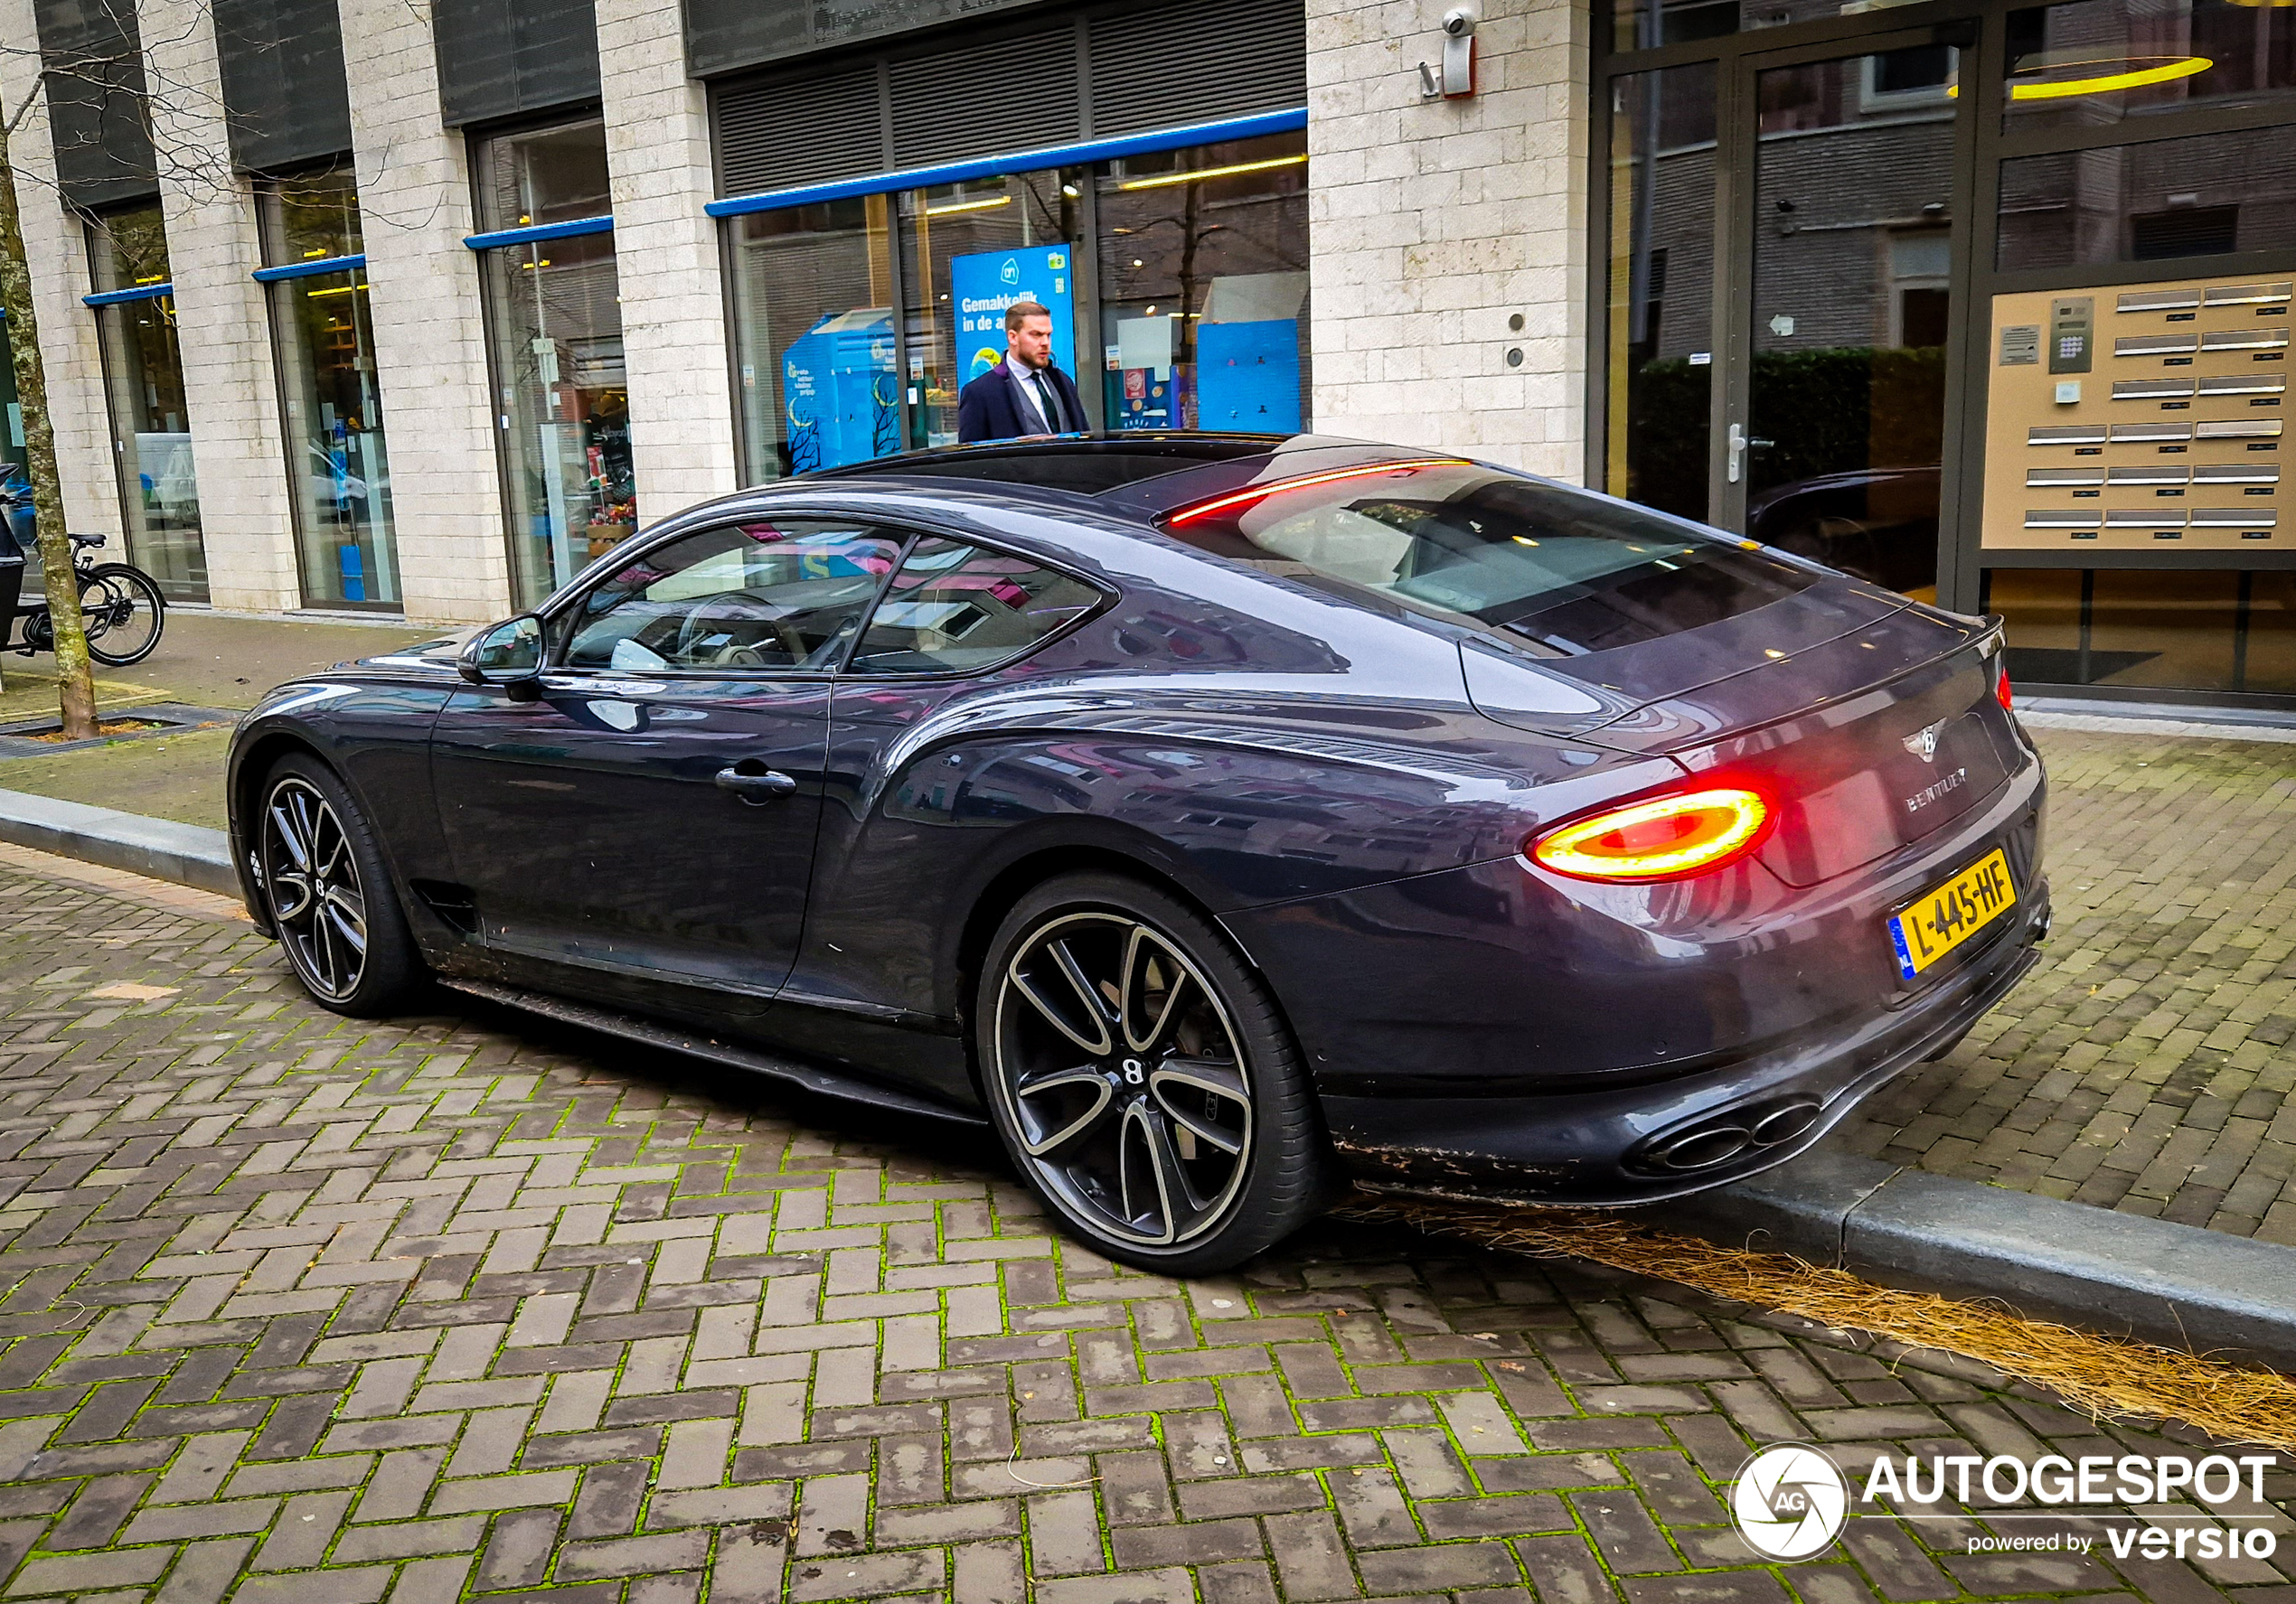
[1120,1057,1145,1084]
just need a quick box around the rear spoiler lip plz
[1601,600,2005,759]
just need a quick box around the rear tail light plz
[1996,666,2014,712]
[1529,787,1774,883]
[1162,459,1466,526]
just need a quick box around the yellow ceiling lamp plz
[1983,52,2215,98]
[1118,153,1307,191]
[923,194,1012,217]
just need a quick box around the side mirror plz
[459,614,546,699]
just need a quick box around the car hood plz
[349,627,485,674]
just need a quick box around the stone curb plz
[0,787,238,897]
[6,785,2291,1373]
[1659,1150,2296,1374]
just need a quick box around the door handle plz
[1726,423,1776,485]
[716,763,797,803]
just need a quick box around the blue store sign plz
[950,244,1077,384]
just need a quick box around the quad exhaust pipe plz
[1633,1095,1823,1174]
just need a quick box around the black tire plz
[254,755,425,1016]
[80,563,165,666]
[975,872,1328,1275]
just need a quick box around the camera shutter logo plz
[1731,1444,1849,1561]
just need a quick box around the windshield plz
[1160,464,1820,655]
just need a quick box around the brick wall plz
[1305,0,1590,478]
[598,0,742,517]
[340,0,513,624]
[138,0,302,612]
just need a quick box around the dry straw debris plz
[1353,1197,2296,1451]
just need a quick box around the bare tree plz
[0,89,100,739]
[1,0,251,738]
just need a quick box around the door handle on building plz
[1727,422,1746,483]
[716,762,797,803]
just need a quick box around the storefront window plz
[475,119,632,606]
[2002,0,2296,130]
[0,320,28,485]
[1612,0,1845,52]
[724,132,1313,471]
[899,168,1089,449]
[1606,64,1716,525]
[1987,567,2294,693]
[89,205,206,601]
[260,170,398,610]
[727,196,898,479]
[1999,126,2296,270]
[1096,132,1311,435]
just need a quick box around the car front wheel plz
[977,873,1327,1274]
[255,755,423,1016]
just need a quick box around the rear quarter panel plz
[792,608,1678,1035]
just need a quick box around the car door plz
[778,533,1113,1090]
[428,516,903,1016]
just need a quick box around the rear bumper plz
[1228,744,2048,1206]
[1321,886,2045,1205]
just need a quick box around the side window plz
[847,537,1102,675]
[563,520,901,671]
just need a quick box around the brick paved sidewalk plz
[4,848,2294,1604]
[1830,726,2296,1243]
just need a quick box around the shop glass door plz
[1725,38,1970,601]
[1606,33,1972,595]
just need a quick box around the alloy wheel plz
[260,777,368,1001]
[991,911,1255,1249]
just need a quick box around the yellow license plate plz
[1888,849,2017,980]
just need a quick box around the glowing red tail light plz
[1529,787,1774,883]
[1162,458,1468,527]
[1996,666,2014,712]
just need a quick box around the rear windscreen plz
[1161,464,1821,655]
[836,439,1279,496]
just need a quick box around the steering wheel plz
[671,606,807,667]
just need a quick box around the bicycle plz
[1,527,168,669]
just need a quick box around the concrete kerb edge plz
[0,787,238,897]
[6,784,2291,1376]
[1660,1150,2296,1375]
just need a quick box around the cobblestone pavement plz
[4,847,2295,1604]
[1830,726,2296,1243]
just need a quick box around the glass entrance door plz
[1725,38,1970,601]
[1608,31,1974,600]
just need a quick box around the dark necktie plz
[1030,371,1064,433]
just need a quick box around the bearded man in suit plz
[957,301,1087,443]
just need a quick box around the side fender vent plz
[409,880,480,937]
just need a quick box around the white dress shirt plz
[1003,358,1063,434]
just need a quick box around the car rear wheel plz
[977,873,1327,1274]
[256,755,423,1017]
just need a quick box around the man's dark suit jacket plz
[956,361,1087,443]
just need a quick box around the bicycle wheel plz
[79,564,165,666]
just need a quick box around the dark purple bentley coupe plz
[227,434,2047,1271]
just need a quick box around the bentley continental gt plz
[227,434,2047,1272]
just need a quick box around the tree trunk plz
[0,108,100,740]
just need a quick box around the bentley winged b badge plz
[1902,719,1945,763]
